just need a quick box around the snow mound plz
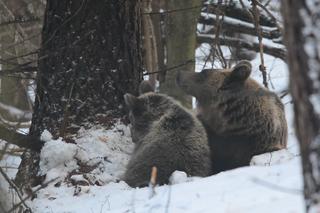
[31,155,304,213]
[250,149,297,166]
[39,138,79,180]
[169,171,188,184]
[38,121,134,184]
[40,130,53,142]
[30,118,304,213]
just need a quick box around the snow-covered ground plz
[1,46,305,212]
[29,106,304,213]
[31,156,303,213]
[29,55,304,212]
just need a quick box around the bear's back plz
[124,93,211,187]
[203,78,287,173]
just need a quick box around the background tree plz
[0,0,44,125]
[197,0,285,91]
[158,0,202,108]
[140,0,202,108]
[141,0,285,108]
[281,0,320,211]
[0,1,44,210]
[15,0,142,189]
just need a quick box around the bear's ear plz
[124,93,139,109]
[139,80,154,95]
[229,60,252,82]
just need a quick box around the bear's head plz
[176,60,253,103]
[124,81,169,144]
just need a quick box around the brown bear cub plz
[123,81,211,187]
[177,60,287,173]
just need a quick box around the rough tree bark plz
[15,0,142,189]
[281,0,320,211]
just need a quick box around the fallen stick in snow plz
[149,166,157,198]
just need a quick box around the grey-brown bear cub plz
[123,81,211,187]
[177,60,287,173]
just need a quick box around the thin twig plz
[202,2,225,70]
[99,195,110,212]
[198,13,282,42]
[250,0,268,88]
[142,5,202,15]
[0,142,10,160]
[254,0,283,34]
[0,124,43,151]
[264,0,272,7]
[165,185,172,213]
[0,1,38,49]
[251,177,302,194]
[197,34,286,60]
[4,50,39,62]
[1,166,20,169]
[0,16,41,27]
[280,90,289,99]
[0,167,30,210]
[7,178,58,213]
[213,5,227,68]
[0,33,41,53]
[144,59,194,75]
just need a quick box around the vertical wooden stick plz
[149,166,157,198]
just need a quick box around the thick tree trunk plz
[159,0,201,108]
[16,0,142,189]
[31,0,142,138]
[281,0,320,211]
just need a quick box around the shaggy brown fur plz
[177,60,287,173]
[123,81,211,187]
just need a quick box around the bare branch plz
[142,5,202,15]
[0,167,30,211]
[0,125,43,151]
[0,16,40,27]
[197,34,286,60]
[144,59,194,76]
[0,102,32,122]
[201,3,227,69]
[254,0,283,34]
[198,12,282,43]
[7,177,58,213]
[0,116,31,129]
[251,0,268,88]
[204,1,277,27]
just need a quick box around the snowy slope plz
[31,156,303,213]
[0,45,304,212]
[29,104,305,213]
[29,54,305,212]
